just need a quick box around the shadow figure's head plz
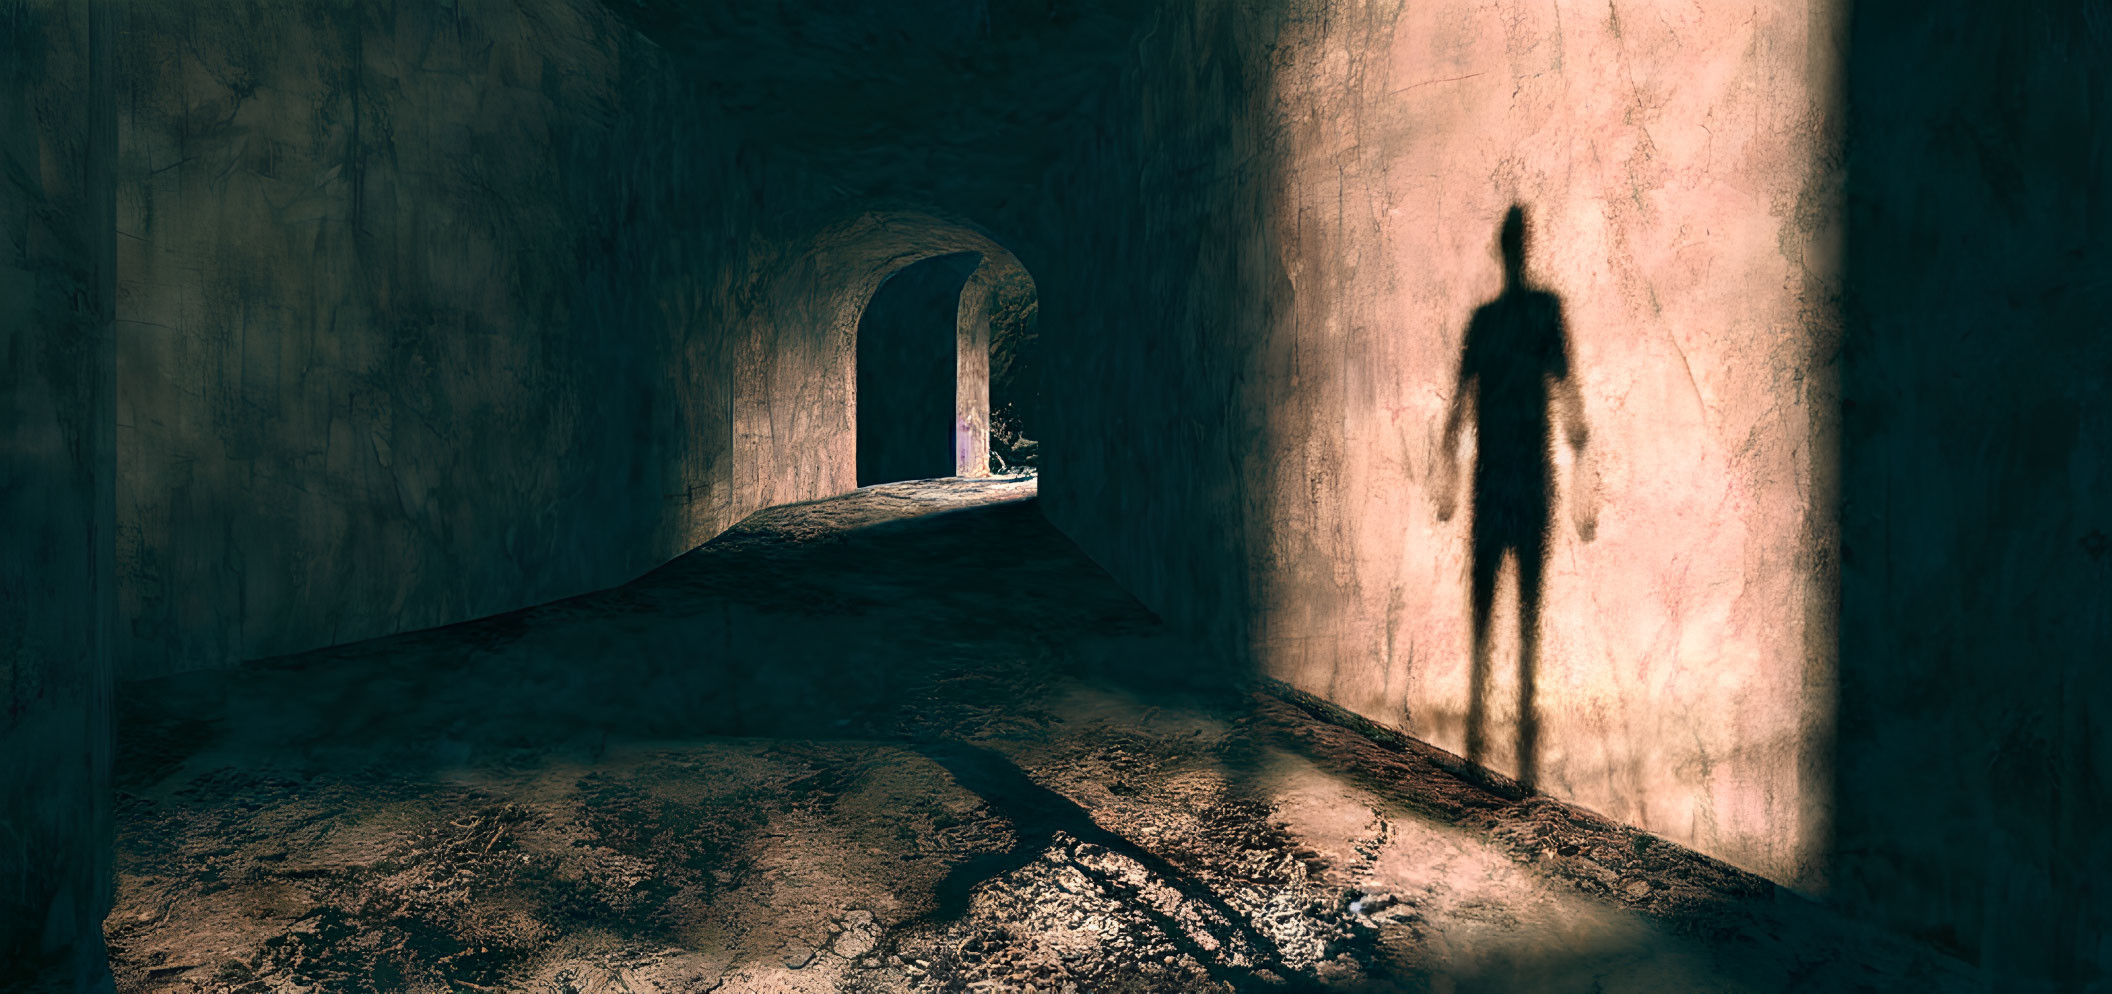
[1500,204,1528,286]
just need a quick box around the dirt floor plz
[106,478,1981,993]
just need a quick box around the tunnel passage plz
[856,252,986,486]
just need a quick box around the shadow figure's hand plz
[1570,446,1601,542]
[1434,462,1460,523]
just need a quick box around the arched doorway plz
[853,250,1040,486]
[727,211,1038,518]
[856,252,984,485]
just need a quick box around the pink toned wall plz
[1036,0,1844,896]
[1251,0,1843,892]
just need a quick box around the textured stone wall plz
[1040,0,1843,892]
[728,214,1026,516]
[1036,3,1291,691]
[1260,0,1843,891]
[87,0,2105,982]
[607,0,1138,526]
[1037,0,2107,984]
[114,0,741,676]
[0,1,117,986]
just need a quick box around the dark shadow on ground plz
[118,479,1168,785]
[914,740,1308,989]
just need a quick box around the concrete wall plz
[48,0,2112,982]
[79,0,2108,983]
[1261,0,1843,891]
[0,1,117,986]
[1038,0,2109,984]
[606,0,1134,525]
[1834,0,2110,982]
[1042,0,1842,891]
[728,214,1026,515]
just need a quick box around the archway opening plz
[855,252,982,485]
[853,250,1040,486]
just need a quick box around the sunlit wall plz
[1032,0,1843,893]
[1252,0,1843,890]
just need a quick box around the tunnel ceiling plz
[594,0,1146,165]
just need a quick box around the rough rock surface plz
[109,479,1982,993]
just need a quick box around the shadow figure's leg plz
[1515,532,1547,789]
[1466,529,1501,764]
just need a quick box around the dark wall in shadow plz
[113,1,749,677]
[1031,0,1295,687]
[1835,0,2110,984]
[857,252,982,486]
[1437,205,1590,790]
[0,2,116,987]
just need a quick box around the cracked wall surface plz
[1039,0,1843,894]
[1255,0,1844,892]
[1036,1,2106,985]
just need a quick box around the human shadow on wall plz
[1436,204,1595,789]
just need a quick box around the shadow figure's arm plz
[1551,302,1588,451]
[1441,379,1473,459]
[1554,370,1588,451]
[1552,306,1597,540]
[1436,356,1474,522]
